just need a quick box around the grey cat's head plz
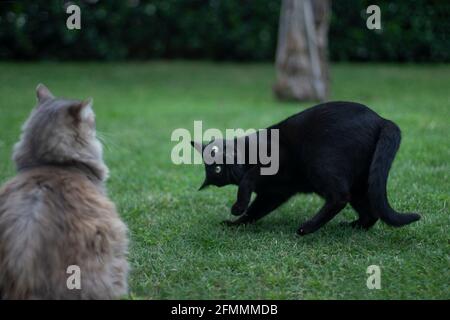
[191,139,244,190]
[13,84,108,180]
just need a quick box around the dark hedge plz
[0,0,448,62]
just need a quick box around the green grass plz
[0,62,449,299]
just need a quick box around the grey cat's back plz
[0,167,129,299]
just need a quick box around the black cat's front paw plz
[231,202,247,216]
[222,214,252,227]
[297,222,314,236]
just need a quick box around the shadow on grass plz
[216,214,422,251]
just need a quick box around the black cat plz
[191,102,421,235]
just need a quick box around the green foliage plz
[330,0,450,62]
[0,0,448,59]
[0,0,450,62]
[0,0,280,61]
[0,62,449,298]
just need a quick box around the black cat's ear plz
[191,141,204,154]
[36,83,54,103]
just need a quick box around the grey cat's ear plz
[190,141,204,154]
[68,98,94,122]
[36,83,54,103]
[82,97,93,111]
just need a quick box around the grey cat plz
[0,84,129,299]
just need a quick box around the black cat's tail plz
[368,120,421,227]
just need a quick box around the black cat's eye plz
[215,166,221,174]
[211,146,219,156]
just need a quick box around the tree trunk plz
[273,0,330,102]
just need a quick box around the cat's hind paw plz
[297,222,315,236]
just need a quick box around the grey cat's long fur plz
[0,84,129,299]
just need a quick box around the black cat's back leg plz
[348,194,378,229]
[297,171,350,235]
[297,197,347,235]
[224,193,291,226]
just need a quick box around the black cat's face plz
[191,140,236,190]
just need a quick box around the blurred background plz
[1,0,448,63]
[2,0,448,102]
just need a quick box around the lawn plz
[0,62,448,299]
